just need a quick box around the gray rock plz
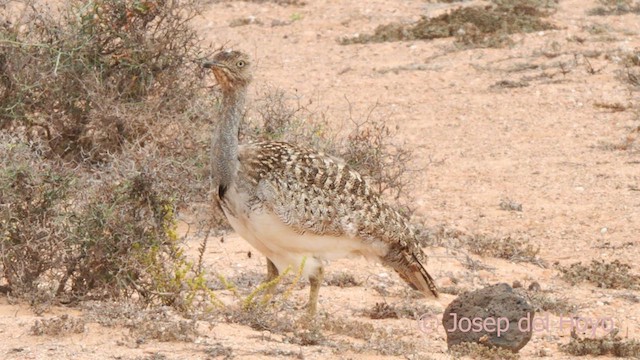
[442,283,534,352]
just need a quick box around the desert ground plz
[1,0,639,359]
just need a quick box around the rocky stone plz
[442,283,534,353]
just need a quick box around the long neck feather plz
[211,87,246,194]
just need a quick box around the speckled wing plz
[236,141,439,297]
[238,141,397,238]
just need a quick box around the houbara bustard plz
[204,50,438,317]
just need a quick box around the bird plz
[204,50,438,318]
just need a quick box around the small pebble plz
[528,281,542,292]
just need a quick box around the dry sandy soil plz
[1,0,639,359]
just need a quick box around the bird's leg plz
[261,258,279,298]
[307,266,324,318]
[266,258,279,282]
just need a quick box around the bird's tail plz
[383,244,439,298]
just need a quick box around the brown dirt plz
[1,0,639,359]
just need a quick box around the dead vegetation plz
[205,343,234,360]
[340,0,557,47]
[588,0,640,16]
[362,301,438,320]
[449,342,520,360]
[30,314,86,336]
[323,317,418,356]
[128,313,198,343]
[421,225,543,265]
[0,0,217,312]
[515,287,578,315]
[466,235,541,264]
[557,259,640,290]
[208,0,305,5]
[325,272,362,287]
[243,87,420,210]
[560,328,640,357]
[499,198,524,211]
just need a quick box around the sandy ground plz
[1,0,639,359]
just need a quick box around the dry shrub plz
[82,300,144,327]
[260,348,302,358]
[0,138,74,300]
[323,317,418,356]
[364,302,399,319]
[326,272,361,287]
[340,0,557,47]
[527,292,576,315]
[560,329,640,357]
[340,103,416,205]
[214,259,305,335]
[244,88,418,210]
[450,342,520,359]
[84,301,200,343]
[418,225,545,268]
[589,0,640,15]
[499,198,523,211]
[466,234,541,264]
[242,87,334,150]
[0,140,216,310]
[362,301,437,320]
[557,260,640,290]
[620,49,640,89]
[0,0,218,313]
[208,0,305,5]
[30,314,85,336]
[513,287,577,315]
[205,343,234,359]
[127,309,199,343]
[594,101,628,112]
[0,0,211,164]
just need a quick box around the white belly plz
[223,201,387,279]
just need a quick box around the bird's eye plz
[236,60,245,68]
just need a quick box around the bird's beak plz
[203,60,222,69]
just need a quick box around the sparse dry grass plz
[466,234,542,264]
[30,314,85,336]
[560,329,640,357]
[557,259,640,290]
[244,87,420,211]
[362,301,438,320]
[323,317,418,356]
[588,0,640,16]
[85,302,200,343]
[449,342,520,360]
[128,315,198,343]
[208,0,305,5]
[205,343,234,360]
[325,272,362,287]
[340,0,557,47]
[0,0,218,313]
[515,288,578,315]
[594,101,628,112]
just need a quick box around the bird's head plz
[203,50,252,92]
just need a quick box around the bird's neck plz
[211,87,246,195]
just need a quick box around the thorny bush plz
[0,0,216,313]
